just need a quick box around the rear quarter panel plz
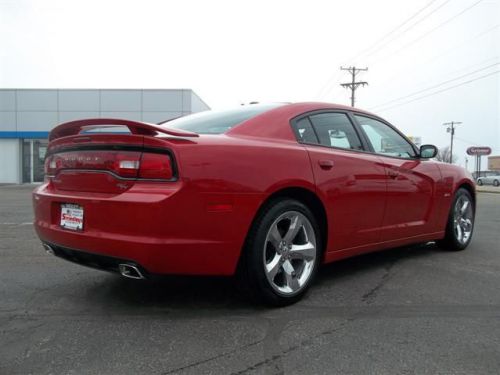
[163,134,316,273]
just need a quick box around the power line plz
[339,67,368,107]
[376,69,500,112]
[317,0,488,102]
[371,23,500,90]
[316,0,446,99]
[316,0,449,100]
[370,61,500,109]
[369,0,485,66]
[352,0,450,63]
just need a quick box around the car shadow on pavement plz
[317,242,439,284]
[83,242,442,312]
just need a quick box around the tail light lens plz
[44,150,174,180]
[139,153,173,179]
[44,156,57,176]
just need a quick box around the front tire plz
[493,180,499,187]
[436,188,475,251]
[238,198,322,306]
[477,179,483,186]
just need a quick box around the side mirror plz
[420,144,438,159]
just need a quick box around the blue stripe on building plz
[0,131,50,139]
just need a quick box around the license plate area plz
[60,203,84,231]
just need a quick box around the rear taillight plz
[44,157,57,176]
[139,153,173,180]
[44,150,174,180]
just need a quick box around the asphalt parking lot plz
[1,185,500,375]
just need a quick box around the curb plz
[476,188,500,194]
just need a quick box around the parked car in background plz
[33,102,476,306]
[476,173,500,187]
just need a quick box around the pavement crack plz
[361,258,398,304]
[160,338,265,375]
[232,318,353,375]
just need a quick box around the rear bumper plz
[42,241,150,278]
[33,182,261,276]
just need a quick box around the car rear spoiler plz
[48,118,199,141]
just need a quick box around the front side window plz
[354,115,416,159]
[308,113,363,150]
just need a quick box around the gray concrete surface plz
[1,185,499,374]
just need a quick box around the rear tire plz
[494,180,499,187]
[477,179,483,186]
[237,198,322,306]
[436,188,475,251]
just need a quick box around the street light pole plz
[443,121,462,163]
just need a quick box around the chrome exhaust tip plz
[118,264,145,280]
[43,243,55,255]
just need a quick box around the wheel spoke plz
[283,260,299,291]
[283,214,303,243]
[290,242,315,261]
[455,223,463,242]
[268,225,282,249]
[265,253,282,280]
[460,200,469,214]
[282,259,294,274]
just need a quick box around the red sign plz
[466,147,492,156]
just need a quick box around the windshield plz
[160,103,285,134]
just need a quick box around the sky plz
[1,0,499,169]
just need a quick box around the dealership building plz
[0,89,209,184]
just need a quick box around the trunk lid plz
[45,119,187,193]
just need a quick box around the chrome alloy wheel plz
[263,211,317,295]
[453,194,474,245]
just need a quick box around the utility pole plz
[340,66,368,107]
[443,121,462,164]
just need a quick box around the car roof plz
[226,102,379,140]
[254,102,376,117]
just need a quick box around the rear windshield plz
[161,103,285,134]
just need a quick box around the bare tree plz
[435,146,458,163]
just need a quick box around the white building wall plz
[0,139,21,183]
[190,91,210,113]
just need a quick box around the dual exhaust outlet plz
[43,243,145,280]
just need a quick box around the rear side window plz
[162,103,284,134]
[294,117,319,144]
[308,113,363,150]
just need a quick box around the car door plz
[353,114,442,241]
[292,111,387,252]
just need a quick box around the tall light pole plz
[443,121,462,163]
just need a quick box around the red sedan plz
[33,102,476,305]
